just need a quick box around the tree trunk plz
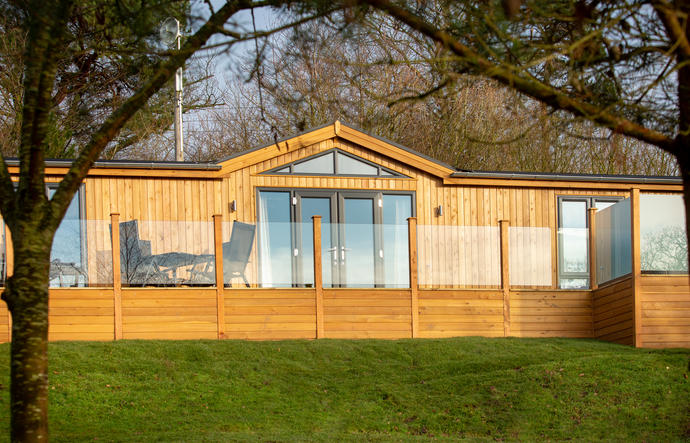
[2,233,53,442]
[674,146,690,276]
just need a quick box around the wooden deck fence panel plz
[323,289,412,339]
[0,298,8,343]
[592,277,634,345]
[224,289,316,340]
[510,290,593,338]
[639,275,690,348]
[121,288,217,340]
[417,289,504,338]
[48,289,115,341]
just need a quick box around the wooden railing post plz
[499,220,510,337]
[408,217,419,338]
[630,189,642,348]
[213,215,226,339]
[110,213,122,340]
[5,223,12,341]
[588,207,598,290]
[312,216,324,339]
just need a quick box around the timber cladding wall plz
[48,289,115,341]
[417,289,504,338]
[224,289,316,340]
[0,299,8,342]
[323,289,412,339]
[122,288,217,340]
[510,290,593,338]
[592,277,634,346]
[639,275,690,348]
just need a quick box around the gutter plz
[450,171,682,185]
[3,159,222,171]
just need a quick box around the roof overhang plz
[216,121,456,178]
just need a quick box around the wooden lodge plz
[0,121,687,348]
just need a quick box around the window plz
[48,185,87,287]
[262,149,407,177]
[558,196,621,289]
[257,188,414,288]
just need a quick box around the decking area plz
[0,122,687,348]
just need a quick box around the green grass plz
[0,338,688,442]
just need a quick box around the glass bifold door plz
[257,189,413,288]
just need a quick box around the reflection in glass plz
[48,187,86,287]
[343,198,375,287]
[337,152,379,175]
[640,194,688,273]
[258,191,293,286]
[293,152,334,174]
[383,195,411,287]
[559,200,588,288]
[417,225,500,287]
[300,197,331,287]
[596,199,631,284]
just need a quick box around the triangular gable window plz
[262,149,407,177]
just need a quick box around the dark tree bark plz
[0,1,265,440]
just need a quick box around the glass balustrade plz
[640,194,688,273]
[417,225,500,288]
[595,199,631,285]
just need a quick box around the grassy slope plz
[0,338,688,442]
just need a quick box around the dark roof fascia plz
[3,158,221,171]
[450,170,682,185]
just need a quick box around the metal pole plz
[174,30,184,161]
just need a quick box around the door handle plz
[327,247,338,263]
[340,246,351,261]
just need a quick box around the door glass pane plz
[48,187,85,287]
[293,152,334,174]
[258,191,293,287]
[383,195,411,288]
[337,152,378,175]
[343,198,375,287]
[300,197,332,287]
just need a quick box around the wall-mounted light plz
[230,200,237,212]
[436,205,443,217]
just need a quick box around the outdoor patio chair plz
[49,259,87,287]
[186,221,255,287]
[117,220,169,285]
[223,221,256,287]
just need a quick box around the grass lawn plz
[0,337,688,441]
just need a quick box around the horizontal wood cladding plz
[510,290,593,338]
[639,275,690,348]
[0,298,8,343]
[592,278,634,345]
[418,289,504,338]
[48,288,114,341]
[323,289,412,339]
[121,288,217,340]
[223,288,316,340]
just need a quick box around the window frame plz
[261,148,408,178]
[557,195,623,288]
[256,187,416,288]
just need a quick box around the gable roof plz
[216,121,456,178]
